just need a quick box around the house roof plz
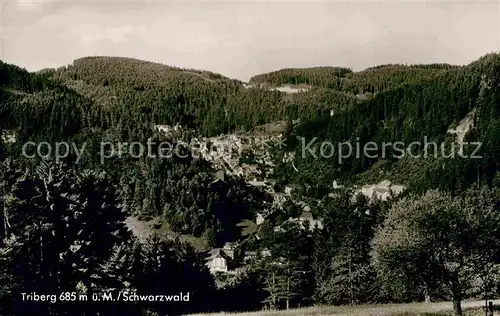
[373,187,389,194]
[214,170,225,181]
[223,242,236,250]
[378,180,392,187]
[206,248,230,261]
[391,185,405,195]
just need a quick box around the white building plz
[256,213,265,225]
[354,180,406,202]
[273,210,324,232]
[205,248,230,273]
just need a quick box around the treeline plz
[1,56,460,142]
[248,66,353,89]
[2,53,500,230]
[248,63,456,94]
[2,157,500,315]
[0,60,276,250]
[0,161,219,316]
[244,185,500,315]
[276,53,500,193]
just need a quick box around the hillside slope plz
[2,54,500,194]
[274,54,500,193]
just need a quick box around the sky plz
[1,0,499,81]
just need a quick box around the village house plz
[205,248,232,273]
[355,180,405,202]
[243,251,257,263]
[222,242,236,259]
[256,213,265,225]
[205,243,271,274]
[273,210,324,232]
[298,211,324,230]
[254,192,325,234]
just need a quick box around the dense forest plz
[1,54,500,315]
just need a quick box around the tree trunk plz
[424,293,431,303]
[271,272,277,310]
[451,273,463,316]
[424,283,431,303]
[348,247,354,305]
[2,205,10,239]
[453,298,463,316]
[1,209,5,239]
[287,269,290,310]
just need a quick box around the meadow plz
[191,300,500,316]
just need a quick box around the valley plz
[1,54,500,315]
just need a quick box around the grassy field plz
[125,216,209,251]
[190,300,500,316]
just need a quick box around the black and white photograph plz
[1,0,500,315]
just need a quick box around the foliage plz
[372,187,500,315]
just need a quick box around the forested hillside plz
[275,54,500,193]
[1,54,500,315]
